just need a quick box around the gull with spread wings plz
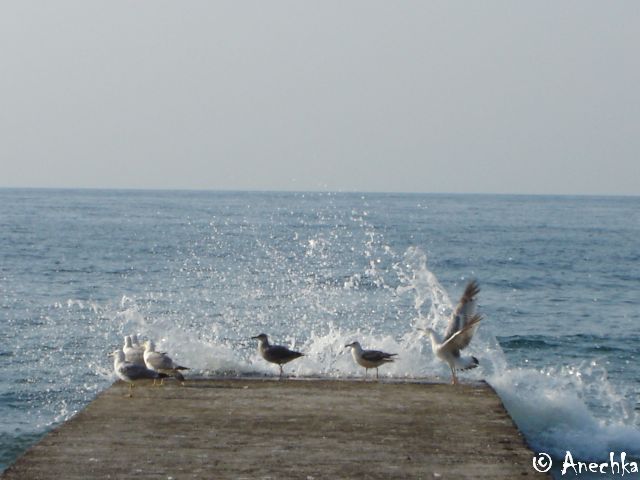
[420,280,483,385]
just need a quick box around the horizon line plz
[0,185,638,199]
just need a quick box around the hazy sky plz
[1,1,638,195]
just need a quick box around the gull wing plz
[443,280,480,342]
[440,314,482,354]
[265,344,303,362]
[146,351,176,370]
[119,362,159,380]
[361,350,397,362]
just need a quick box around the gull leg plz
[376,368,379,380]
[449,364,458,385]
[364,368,368,381]
[279,365,284,379]
[128,382,134,398]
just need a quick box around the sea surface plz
[1,189,639,477]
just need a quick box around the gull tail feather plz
[456,355,479,371]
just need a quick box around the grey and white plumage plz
[345,341,397,379]
[123,335,145,366]
[130,334,141,348]
[251,333,304,378]
[420,280,483,385]
[110,349,167,395]
[143,340,189,383]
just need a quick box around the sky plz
[1,1,639,195]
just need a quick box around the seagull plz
[131,334,142,348]
[123,335,145,366]
[143,340,189,384]
[251,333,304,379]
[420,280,483,385]
[345,341,397,380]
[110,349,167,396]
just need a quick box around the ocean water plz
[1,189,639,477]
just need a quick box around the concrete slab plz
[1,378,547,479]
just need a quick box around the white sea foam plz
[489,367,640,461]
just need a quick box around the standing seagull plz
[123,335,145,366]
[110,349,167,396]
[131,334,142,348]
[143,340,189,384]
[345,341,397,380]
[251,333,304,379]
[420,280,483,385]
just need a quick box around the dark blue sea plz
[1,189,639,477]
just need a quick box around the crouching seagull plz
[420,280,483,385]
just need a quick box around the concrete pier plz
[2,378,546,479]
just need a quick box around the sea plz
[1,189,639,478]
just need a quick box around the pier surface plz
[2,378,545,479]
